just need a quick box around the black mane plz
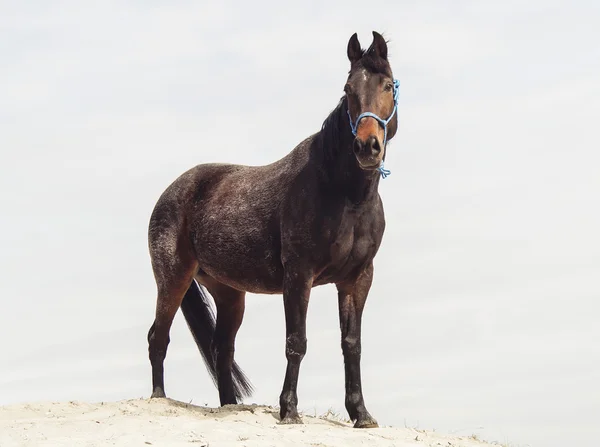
[320,97,345,145]
[318,96,348,173]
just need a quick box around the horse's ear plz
[347,33,362,64]
[370,31,388,60]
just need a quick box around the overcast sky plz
[1,1,599,446]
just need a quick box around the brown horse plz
[147,31,400,428]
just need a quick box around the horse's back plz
[158,134,315,211]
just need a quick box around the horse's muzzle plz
[353,136,383,170]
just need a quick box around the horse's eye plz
[344,84,352,94]
[384,83,393,92]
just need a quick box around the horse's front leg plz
[336,262,378,428]
[278,263,313,424]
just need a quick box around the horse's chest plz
[327,219,374,270]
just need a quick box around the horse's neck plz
[335,161,380,205]
[319,105,380,205]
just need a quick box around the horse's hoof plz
[279,414,304,425]
[151,388,166,398]
[354,415,379,429]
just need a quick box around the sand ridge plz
[0,398,503,447]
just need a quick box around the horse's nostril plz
[367,136,381,155]
[353,139,362,155]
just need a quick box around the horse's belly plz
[194,232,284,294]
[201,269,284,294]
[189,191,287,292]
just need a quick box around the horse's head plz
[345,31,399,172]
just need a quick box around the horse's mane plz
[318,96,346,167]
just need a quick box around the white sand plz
[0,398,502,447]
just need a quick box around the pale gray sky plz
[1,1,599,446]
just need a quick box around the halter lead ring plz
[347,78,400,179]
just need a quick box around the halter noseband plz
[347,78,400,179]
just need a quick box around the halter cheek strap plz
[347,78,400,179]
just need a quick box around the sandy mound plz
[0,398,502,447]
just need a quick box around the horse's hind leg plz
[147,224,198,398]
[199,275,246,405]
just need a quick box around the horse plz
[147,31,400,428]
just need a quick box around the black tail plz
[180,280,254,402]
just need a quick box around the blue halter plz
[347,78,400,179]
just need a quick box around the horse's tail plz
[180,280,254,401]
